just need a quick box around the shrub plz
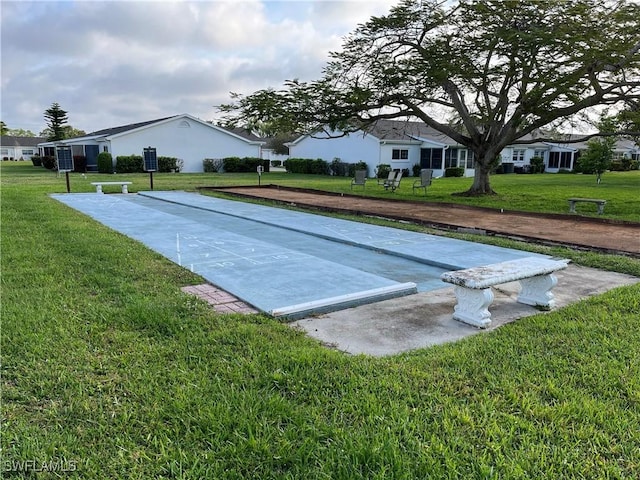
[375,163,391,179]
[530,156,545,173]
[351,161,369,177]
[311,158,330,175]
[222,157,269,173]
[97,152,113,173]
[330,158,349,176]
[203,158,223,172]
[158,156,182,173]
[412,163,422,176]
[271,160,282,167]
[31,155,42,167]
[73,155,87,173]
[42,155,57,170]
[284,158,329,174]
[610,157,633,172]
[444,167,464,177]
[115,155,144,173]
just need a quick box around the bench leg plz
[121,184,129,194]
[568,201,576,213]
[452,286,494,328]
[517,273,557,309]
[597,203,605,214]
[95,185,103,194]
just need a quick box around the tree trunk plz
[455,154,497,196]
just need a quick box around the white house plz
[288,119,640,176]
[38,114,265,173]
[1,135,46,161]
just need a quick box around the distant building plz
[37,114,265,172]
[1,135,46,161]
[287,119,640,176]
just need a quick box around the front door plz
[85,145,99,172]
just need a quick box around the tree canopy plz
[39,125,86,140]
[220,0,640,195]
[43,103,69,141]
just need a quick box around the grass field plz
[2,162,640,478]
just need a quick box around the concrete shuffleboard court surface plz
[51,191,549,319]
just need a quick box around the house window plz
[465,150,475,168]
[420,148,443,169]
[548,152,573,169]
[21,149,34,155]
[1,149,8,156]
[444,148,458,168]
[392,149,408,160]
[534,149,545,159]
[103,146,109,152]
[512,149,525,162]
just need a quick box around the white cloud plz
[1,0,400,133]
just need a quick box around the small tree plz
[43,103,69,141]
[577,116,618,183]
[0,121,8,136]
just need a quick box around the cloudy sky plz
[1,0,398,135]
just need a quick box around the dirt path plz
[205,185,640,256]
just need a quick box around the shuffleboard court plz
[51,191,547,318]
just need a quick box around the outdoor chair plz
[350,170,367,190]
[384,170,403,192]
[412,169,433,195]
[378,169,398,188]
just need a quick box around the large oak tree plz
[220,0,640,195]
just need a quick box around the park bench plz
[91,181,132,194]
[440,257,570,328]
[568,197,606,215]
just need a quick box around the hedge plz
[444,167,464,177]
[157,156,183,173]
[284,158,330,174]
[222,157,269,173]
[203,158,223,173]
[115,155,144,173]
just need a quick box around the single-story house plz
[1,135,46,161]
[287,119,640,176]
[37,114,265,173]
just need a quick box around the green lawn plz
[2,162,640,478]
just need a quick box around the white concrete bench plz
[91,181,132,194]
[441,257,570,328]
[568,197,606,215]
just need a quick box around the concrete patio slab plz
[292,265,639,356]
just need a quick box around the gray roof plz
[365,119,454,143]
[86,116,178,136]
[82,115,263,142]
[1,135,47,147]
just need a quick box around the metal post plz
[65,171,71,193]
[150,171,154,190]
